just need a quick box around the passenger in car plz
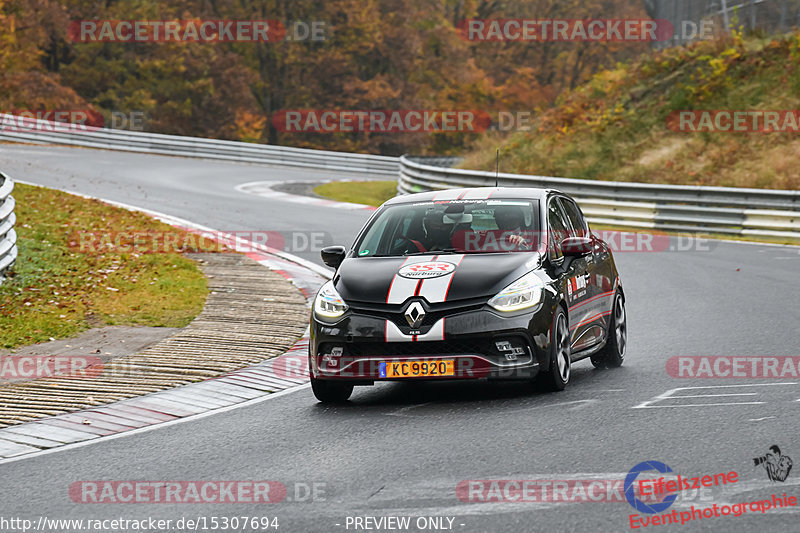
[422,210,455,251]
[493,205,533,249]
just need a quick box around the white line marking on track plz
[669,393,758,398]
[633,382,798,409]
[0,384,311,466]
[235,179,377,211]
[547,399,597,410]
[386,403,433,417]
[641,402,766,408]
[496,399,599,415]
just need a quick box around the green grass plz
[314,180,398,207]
[0,183,218,349]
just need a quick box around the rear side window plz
[547,199,570,261]
[559,198,589,237]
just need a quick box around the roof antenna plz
[495,148,499,187]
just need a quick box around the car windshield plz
[355,199,540,257]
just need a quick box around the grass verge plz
[314,180,397,207]
[461,32,800,190]
[0,183,218,349]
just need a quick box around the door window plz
[559,198,589,238]
[547,198,570,261]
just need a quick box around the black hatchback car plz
[309,187,626,402]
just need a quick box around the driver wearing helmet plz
[423,210,454,251]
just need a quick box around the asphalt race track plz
[1,144,800,532]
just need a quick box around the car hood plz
[335,253,542,305]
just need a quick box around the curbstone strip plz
[0,244,325,460]
[0,252,310,427]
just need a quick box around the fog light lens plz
[496,340,526,361]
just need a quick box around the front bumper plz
[310,301,554,382]
[312,353,536,381]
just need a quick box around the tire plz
[311,378,354,403]
[538,306,571,392]
[591,291,627,369]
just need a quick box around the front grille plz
[346,339,492,358]
[348,301,485,332]
[347,298,487,315]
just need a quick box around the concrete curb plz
[0,247,325,460]
[0,253,312,427]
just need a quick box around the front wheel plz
[538,307,571,391]
[591,291,626,368]
[311,378,354,403]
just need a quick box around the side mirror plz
[321,245,347,269]
[560,236,592,257]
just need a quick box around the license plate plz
[379,360,455,378]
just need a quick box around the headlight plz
[314,280,349,319]
[488,272,544,312]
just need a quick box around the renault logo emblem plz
[405,301,426,328]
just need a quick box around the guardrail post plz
[0,171,17,284]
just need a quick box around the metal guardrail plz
[0,171,17,283]
[0,114,399,176]
[2,111,797,242]
[399,156,800,241]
